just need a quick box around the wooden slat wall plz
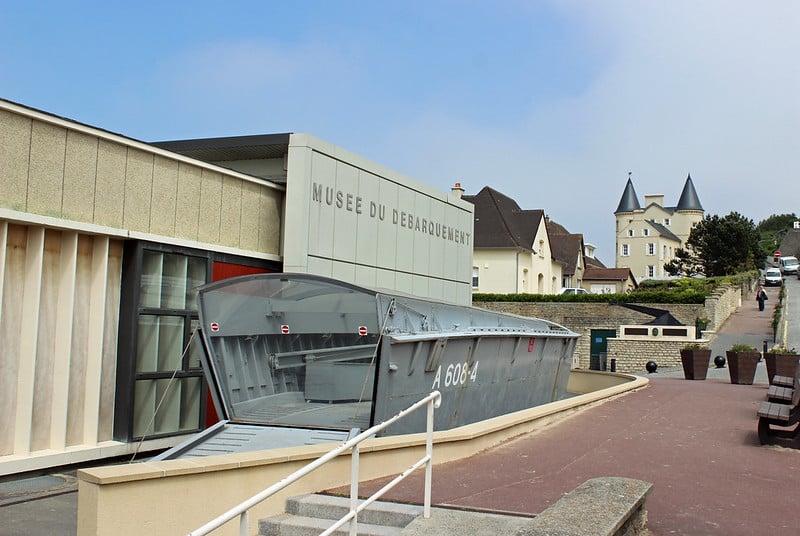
[0,222,121,457]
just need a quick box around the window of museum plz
[647,265,655,278]
[621,244,629,256]
[472,267,479,288]
[643,228,650,236]
[647,243,655,255]
[627,229,634,237]
[115,242,277,442]
[131,249,208,439]
[664,218,671,226]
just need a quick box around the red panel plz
[212,261,273,282]
[205,262,276,427]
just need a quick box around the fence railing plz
[188,390,442,536]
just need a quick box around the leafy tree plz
[755,213,798,255]
[756,213,798,233]
[664,212,760,277]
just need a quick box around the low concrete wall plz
[76,370,647,536]
[518,477,653,536]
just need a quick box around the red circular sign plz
[280,325,290,334]
[210,322,219,332]
[358,326,368,336]
[774,250,782,258]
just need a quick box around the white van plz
[779,255,799,275]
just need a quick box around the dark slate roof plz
[778,229,800,257]
[615,177,641,213]
[647,220,682,242]
[583,267,637,284]
[152,134,291,161]
[584,255,607,269]
[547,221,584,276]
[675,174,704,211]
[461,187,544,251]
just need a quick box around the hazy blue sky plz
[2,1,797,263]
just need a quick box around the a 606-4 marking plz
[431,361,479,389]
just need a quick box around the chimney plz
[451,182,464,199]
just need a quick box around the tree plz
[755,213,798,255]
[664,212,760,277]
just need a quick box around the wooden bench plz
[757,360,800,446]
[772,374,793,388]
[767,384,793,403]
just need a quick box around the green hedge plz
[473,273,759,304]
[473,290,707,304]
[473,273,762,304]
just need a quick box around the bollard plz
[763,340,768,362]
[610,358,617,372]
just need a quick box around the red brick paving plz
[349,296,800,535]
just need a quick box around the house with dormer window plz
[460,186,562,294]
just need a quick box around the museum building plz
[0,97,473,476]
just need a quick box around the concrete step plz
[259,494,424,536]
[259,513,403,536]
[286,494,423,527]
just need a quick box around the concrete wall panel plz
[239,181,262,251]
[219,176,242,248]
[258,188,282,254]
[94,140,126,228]
[63,131,98,222]
[122,148,154,232]
[174,163,202,241]
[149,156,179,236]
[27,121,66,216]
[0,110,32,211]
[197,170,223,244]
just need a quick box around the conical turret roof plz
[675,174,703,211]
[615,177,641,213]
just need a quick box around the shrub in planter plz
[764,345,798,385]
[680,343,711,380]
[726,344,760,385]
[694,318,710,339]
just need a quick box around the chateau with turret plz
[614,174,704,281]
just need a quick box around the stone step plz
[285,494,423,527]
[259,513,403,536]
[258,494,424,536]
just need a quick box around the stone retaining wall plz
[474,284,750,371]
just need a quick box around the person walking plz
[756,285,768,311]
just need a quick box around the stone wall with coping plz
[607,338,692,373]
[474,285,747,370]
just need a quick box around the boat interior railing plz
[187,390,443,536]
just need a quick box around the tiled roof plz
[584,255,607,269]
[548,223,584,276]
[647,220,682,242]
[462,187,543,251]
[584,267,637,284]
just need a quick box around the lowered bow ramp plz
[156,273,577,460]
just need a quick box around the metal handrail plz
[188,390,442,536]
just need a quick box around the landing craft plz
[156,273,578,460]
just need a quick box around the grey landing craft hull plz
[156,273,578,460]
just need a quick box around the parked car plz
[559,287,589,295]
[779,255,799,275]
[764,268,783,286]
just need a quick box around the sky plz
[1,0,798,264]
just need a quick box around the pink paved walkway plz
[355,377,799,535]
[348,297,800,535]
